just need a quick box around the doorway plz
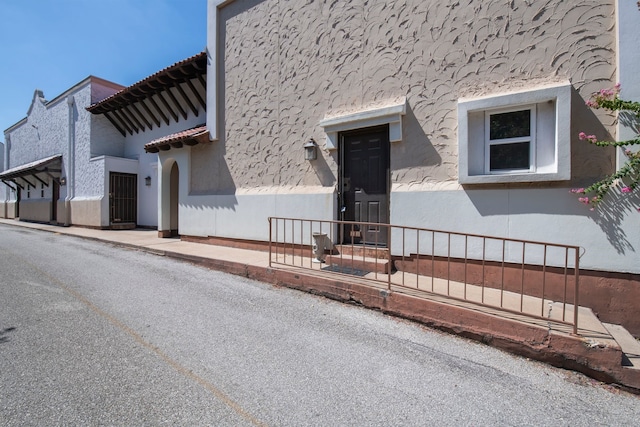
[339,125,390,246]
[51,180,59,222]
[169,162,179,237]
[109,172,137,225]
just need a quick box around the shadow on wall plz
[392,103,442,171]
[592,191,638,255]
[312,148,336,187]
[571,87,639,255]
[570,88,616,182]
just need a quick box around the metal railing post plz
[574,248,580,335]
[268,217,272,268]
[388,225,392,291]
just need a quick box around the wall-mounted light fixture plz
[59,177,67,186]
[145,176,152,186]
[303,138,318,161]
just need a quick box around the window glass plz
[489,110,531,140]
[490,142,530,171]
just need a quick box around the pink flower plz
[578,133,598,143]
[571,188,585,194]
[578,197,590,204]
[621,187,632,193]
[585,100,597,108]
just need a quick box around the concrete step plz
[603,323,640,369]
[326,254,391,275]
[334,244,389,260]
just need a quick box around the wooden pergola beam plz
[104,112,126,136]
[175,82,198,117]
[156,91,180,123]
[186,78,206,111]
[148,96,170,126]
[32,173,49,187]
[139,99,161,128]
[130,103,153,130]
[111,109,134,135]
[121,105,145,132]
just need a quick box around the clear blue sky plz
[0,0,207,141]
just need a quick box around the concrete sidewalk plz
[1,218,639,393]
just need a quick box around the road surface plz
[0,224,638,425]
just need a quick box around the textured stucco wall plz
[4,78,123,225]
[201,0,639,273]
[217,0,617,190]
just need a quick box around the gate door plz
[340,125,390,245]
[109,172,137,224]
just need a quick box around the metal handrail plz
[268,217,581,334]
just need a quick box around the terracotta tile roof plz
[144,125,209,153]
[87,51,206,114]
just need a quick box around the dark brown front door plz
[340,125,390,245]
[109,172,137,224]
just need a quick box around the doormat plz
[322,264,370,277]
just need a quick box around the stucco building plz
[0,53,206,230]
[151,0,640,333]
[1,0,638,335]
[0,78,126,226]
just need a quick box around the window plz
[458,82,571,184]
[485,107,535,173]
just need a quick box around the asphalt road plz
[0,224,638,426]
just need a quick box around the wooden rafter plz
[119,107,140,134]
[1,180,17,191]
[130,103,153,130]
[111,109,133,135]
[103,112,126,136]
[19,176,35,188]
[156,91,180,123]
[122,105,145,132]
[147,96,170,126]
[139,99,161,127]
[174,83,198,117]
[32,173,49,187]
[186,78,205,110]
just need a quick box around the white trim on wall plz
[318,99,407,150]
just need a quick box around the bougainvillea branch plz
[573,84,640,211]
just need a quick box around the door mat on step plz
[322,264,370,277]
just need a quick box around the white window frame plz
[484,105,536,174]
[458,82,571,184]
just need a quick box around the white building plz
[0,78,126,226]
[150,0,640,334]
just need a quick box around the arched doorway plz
[169,162,179,237]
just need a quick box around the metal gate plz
[109,172,137,224]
